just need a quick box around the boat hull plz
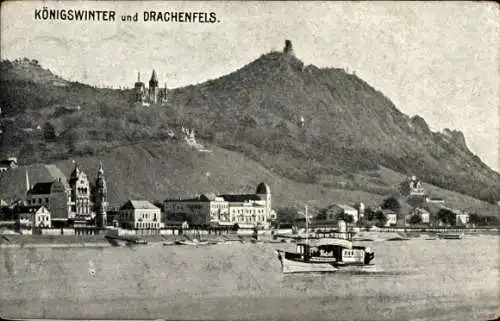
[276,250,338,273]
[438,233,463,240]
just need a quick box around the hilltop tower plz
[69,162,91,218]
[283,40,294,56]
[149,69,159,104]
[134,72,146,103]
[94,161,108,228]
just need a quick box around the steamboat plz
[275,206,375,273]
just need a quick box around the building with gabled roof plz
[119,200,161,230]
[26,178,71,221]
[25,162,109,226]
[14,205,51,228]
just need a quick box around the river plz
[1,234,498,320]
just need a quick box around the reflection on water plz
[0,235,498,321]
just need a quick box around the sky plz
[1,1,499,172]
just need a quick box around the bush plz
[374,210,388,227]
[437,208,456,226]
[382,197,401,213]
[276,207,298,224]
[409,214,422,225]
[42,121,57,140]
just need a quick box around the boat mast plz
[305,204,308,243]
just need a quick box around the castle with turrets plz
[134,70,168,106]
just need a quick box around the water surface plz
[1,235,498,320]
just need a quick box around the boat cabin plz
[288,238,372,265]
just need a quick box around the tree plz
[364,207,375,221]
[43,121,56,140]
[315,207,328,220]
[336,212,354,224]
[437,208,456,226]
[374,210,388,227]
[469,213,500,226]
[399,178,411,196]
[276,207,298,224]
[382,197,401,213]
[0,206,14,220]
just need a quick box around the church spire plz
[94,161,108,228]
[137,71,141,82]
[149,69,158,87]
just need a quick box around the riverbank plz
[1,225,498,248]
[0,232,280,248]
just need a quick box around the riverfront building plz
[26,162,109,226]
[15,205,51,229]
[118,200,161,230]
[163,182,272,228]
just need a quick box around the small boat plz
[276,238,375,273]
[174,239,209,246]
[105,235,147,245]
[438,233,463,240]
[386,236,410,241]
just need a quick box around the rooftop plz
[29,182,54,195]
[120,200,160,210]
[219,194,262,203]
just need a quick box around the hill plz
[1,140,498,217]
[1,42,499,209]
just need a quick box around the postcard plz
[0,1,499,321]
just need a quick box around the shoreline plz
[1,230,498,248]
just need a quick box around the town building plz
[26,178,72,224]
[356,202,365,219]
[68,163,92,218]
[315,204,359,224]
[408,176,425,195]
[413,207,430,224]
[164,193,227,226]
[455,211,470,227]
[0,157,18,172]
[163,182,272,228]
[382,209,398,227]
[426,197,445,205]
[118,200,161,231]
[15,205,51,229]
[26,162,108,226]
[134,70,168,106]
